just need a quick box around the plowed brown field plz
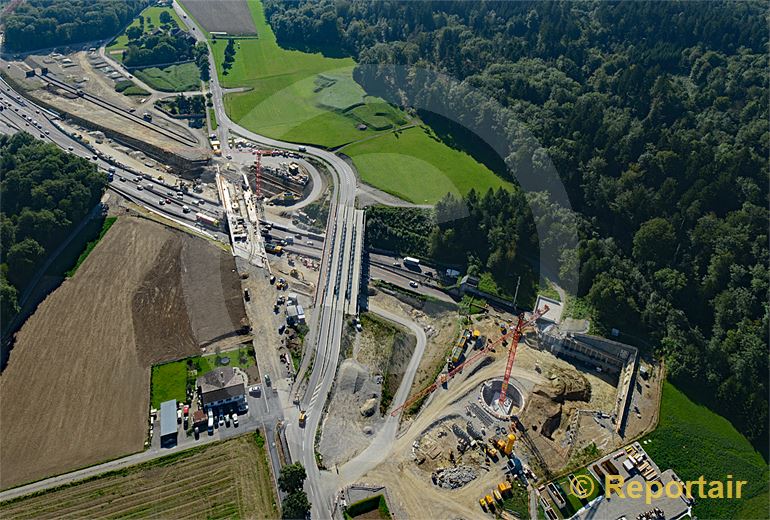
[0,217,247,490]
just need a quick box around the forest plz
[123,26,197,68]
[265,0,769,450]
[3,0,147,52]
[0,133,107,326]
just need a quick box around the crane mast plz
[390,305,548,417]
[498,305,549,407]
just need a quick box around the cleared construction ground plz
[319,313,416,467]
[0,434,278,519]
[0,217,247,490]
[341,289,657,519]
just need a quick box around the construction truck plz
[485,495,495,511]
[298,411,306,427]
[486,445,499,460]
[265,243,283,254]
[196,212,220,228]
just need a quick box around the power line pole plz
[512,275,521,310]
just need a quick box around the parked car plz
[264,374,271,387]
[218,414,225,427]
[249,385,261,396]
[232,413,238,427]
[224,414,230,427]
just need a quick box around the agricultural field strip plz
[1,447,243,518]
[12,467,236,518]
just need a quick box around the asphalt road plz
[172,4,364,516]
[0,76,227,239]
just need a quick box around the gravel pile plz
[433,465,478,489]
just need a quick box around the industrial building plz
[537,327,637,379]
[159,400,178,448]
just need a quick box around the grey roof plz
[197,368,245,406]
[160,400,177,437]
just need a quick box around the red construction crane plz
[389,305,549,417]
[498,305,548,408]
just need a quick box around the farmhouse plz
[159,400,178,448]
[197,367,247,413]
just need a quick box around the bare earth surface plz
[0,218,167,490]
[0,217,249,490]
[181,0,257,35]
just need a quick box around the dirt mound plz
[534,368,591,403]
[132,235,198,366]
[360,398,378,417]
[521,368,591,440]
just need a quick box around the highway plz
[0,76,226,239]
[172,2,364,516]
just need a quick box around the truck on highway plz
[265,243,283,254]
[196,212,220,228]
[142,112,152,121]
[403,256,421,269]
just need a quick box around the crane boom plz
[389,306,548,417]
[498,305,548,407]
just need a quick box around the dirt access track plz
[0,217,247,490]
[181,0,257,35]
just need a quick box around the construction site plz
[335,288,662,519]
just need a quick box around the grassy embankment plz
[643,382,769,519]
[207,0,509,203]
[133,62,201,92]
[64,217,117,277]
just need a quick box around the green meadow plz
[341,126,512,203]
[643,382,769,519]
[200,0,511,203]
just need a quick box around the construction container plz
[498,481,512,494]
[493,489,503,502]
[479,498,487,509]
[485,495,494,508]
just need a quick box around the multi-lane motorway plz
[0,76,225,238]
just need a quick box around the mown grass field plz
[150,361,188,408]
[643,382,769,519]
[107,6,185,53]
[0,434,278,519]
[208,0,406,147]
[134,62,201,92]
[341,126,513,203]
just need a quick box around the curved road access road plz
[172,3,364,517]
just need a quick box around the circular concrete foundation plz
[481,378,523,417]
